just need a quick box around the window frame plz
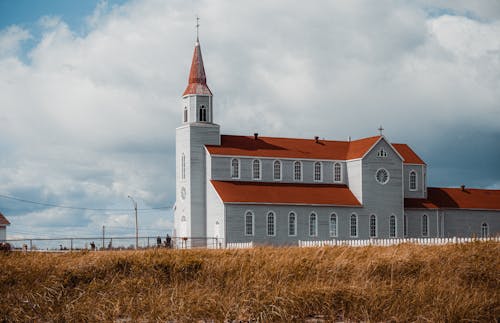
[181,153,186,180]
[252,159,261,180]
[309,212,317,237]
[377,148,387,157]
[334,162,342,183]
[375,168,390,185]
[329,213,337,237]
[273,160,282,181]
[350,213,358,238]
[244,211,254,236]
[230,158,240,179]
[267,211,276,236]
[183,106,188,122]
[481,222,489,238]
[293,161,303,181]
[369,214,377,238]
[313,161,322,182]
[288,212,297,236]
[403,214,408,237]
[199,105,207,122]
[409,170,417,191]
[389,214,397,238]
[422,214,429,237]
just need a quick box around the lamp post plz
[127,195,138,249]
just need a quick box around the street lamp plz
[127,195,138,249]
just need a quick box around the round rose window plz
[375,168,389,184]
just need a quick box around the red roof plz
[183,40,212,96]
[211,181,361,206]
[0,212,10,226]
[405,187,500,210]
[207,135,381,160]
[393,143,425,165]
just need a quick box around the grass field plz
[1,242,498,322]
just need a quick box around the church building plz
[174,37,499,247]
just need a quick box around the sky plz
[0,0,499,242]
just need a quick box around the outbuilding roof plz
[0,212,10,226]
[405,187,500,210]
[206,135,425,164]
[211,180,361,206]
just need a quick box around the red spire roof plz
[183,40,212,96]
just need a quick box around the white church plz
[174,37,499,247]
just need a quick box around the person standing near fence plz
[90,241,95,251]
[165,234,172,248]
[156,236,162,248]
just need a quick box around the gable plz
[0,212,10,226]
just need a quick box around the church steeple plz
[183,39,212,96]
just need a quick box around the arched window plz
[309,213,317,236]
[369,214,377,238]
[183,106,188,122]
[181,153,186,180]
[314,162,322,181]
[231,158,239,179]
[390,215,396,238]
[267,212,275,236]
[199,105,207,122]
[273,160,281,180]
[245,211,254,236]
[403,214,408,236]
[422,214,428,237]
[334,162,341,182]
[350,214,358,237]
[409,171,417,191]
[481,223,489,238]
[252,160,261,180]
[329,213,337,237]
[294,161,302,181]
[288,212,296,236]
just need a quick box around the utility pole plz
[128,195,138,249]
[102,225,105,250]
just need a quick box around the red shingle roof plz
[0,212,10,226]
[405,187,500,210]
[183,40,212,96]
[207,135,381,160]
[392,143,425,165]
[211,180,361,206]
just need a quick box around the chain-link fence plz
[3,236,223,252]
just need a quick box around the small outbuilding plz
[0,212,10,241]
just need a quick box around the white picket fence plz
[298,236,500,248]
[226,241,254,249]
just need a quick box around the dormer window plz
[183,106,188,122]
[377,148,387,157]
[314,162,322,181]
[252,160,261,180]
[199,105,207,122]
[334,162,342,182]
[409,171,417,191]
[231,158,240,179]
[293,161,302,181]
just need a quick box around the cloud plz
[0,0,499,239]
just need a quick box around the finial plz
[196,15,200,42]
[378,125,384,136]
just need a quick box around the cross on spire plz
[378,125,384,136]
[196,15,200,41]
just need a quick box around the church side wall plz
[361,139,404,237]
[443,209,499,237]
[224,204,363,245]
[404,209,439,238]
[205,157,225,247]
[210,156,347,184]
[346,159,362,203]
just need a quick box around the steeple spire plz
[183,17,212,96]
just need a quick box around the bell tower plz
[174,30,220,246]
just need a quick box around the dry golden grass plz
[0,242,499,322]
